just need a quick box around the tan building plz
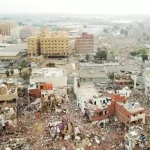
[0,82,18,110]
[0,22,17,36]
[0,34,3,43]
[27,36,40,56]
[27,31,69,58]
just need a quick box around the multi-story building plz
[143,68,150,94]
[0,22,17,36]
[0,34,3,43]
[30,68,67,87]
[75,32,94,54]
[27,31,69,58]
[74,78,145,126]
[27,36,40,56]
[125,126,147,150]
[20,27,32,40]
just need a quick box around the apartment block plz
[0,22,17,36]
[27,36,40,56]
[74,78,145,126]
[20,27,32,40]
[75,32,94,54]
[27,31,69,58]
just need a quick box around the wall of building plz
[27,55,44,64]
[27,31,69,58]
[75,32,94,53]
[30,76,67,88]
[27,37,40,56]
[20,28,31,40]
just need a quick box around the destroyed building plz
[74,78,145,126]
[0,79,18,130]
[125,126,147,150]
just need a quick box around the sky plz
[0,0,150,14]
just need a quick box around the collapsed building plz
[125,126,147,150]
[0,79,18,130]
[74,78,145,127]
[28,68,68,112]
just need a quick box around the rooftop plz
[0,43,27,56]
[31,68,66,78]
[118,101,144,113]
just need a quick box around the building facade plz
[20,27,32,40]
[75,32,94,53]
[27,31,69,58]
[0,22,17,36]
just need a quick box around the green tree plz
[124,30,128,36]
[130,51,138,56]
[22,71,30,81]
[138,48,148,55]
[85,54,90,61]
[107,72,115,82]
[94,50,107,60]
[103,29,108,33]
[28,67,32,75]
[18,66,22,77]
[120,29,124,34]
[142,54,148,62]
[10,69,14,75]
[5,70,10,77]
[20,60,28,68]
[109,50,115,59]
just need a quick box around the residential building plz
[0,34,3,43]
[27,31,69,58]
[74,78,145,125]
[30,68,67,88]
[108,92,145,126]
[0,43,27,61]
[0,79,18,111]
[75,32,94,53]
[27,36,40,56]
[0,22,17,36]
[143,68,150,94]
[125,126,147,150]
[40,31,69,58]
[20,27,32,40]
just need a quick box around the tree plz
[107,72,115,82]
[5,70,10,77]
[124,30,128,37]
[18,66,22,77]
[142,54,148,62]
[120,29,124,34]
[130,51,138,56]
[85,54,90,61]
[20,60,28,68]
[138,48,148,55]
[94,50,107,60]
[109,50,115,60]
[22,71,30,81]
[103,29,108,33]
[10,69,14,75]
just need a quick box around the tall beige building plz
[0,22,17,36]
[27,31,69,58]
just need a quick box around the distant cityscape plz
[0,13,150,150]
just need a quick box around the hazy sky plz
[0,0,150,14]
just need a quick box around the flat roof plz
[0,51,20,56]
[80,70,107,78]
[31,68,66,78]
[0,43,27,53]
[118,101,144,113]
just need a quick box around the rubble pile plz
[0,138,32,150]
